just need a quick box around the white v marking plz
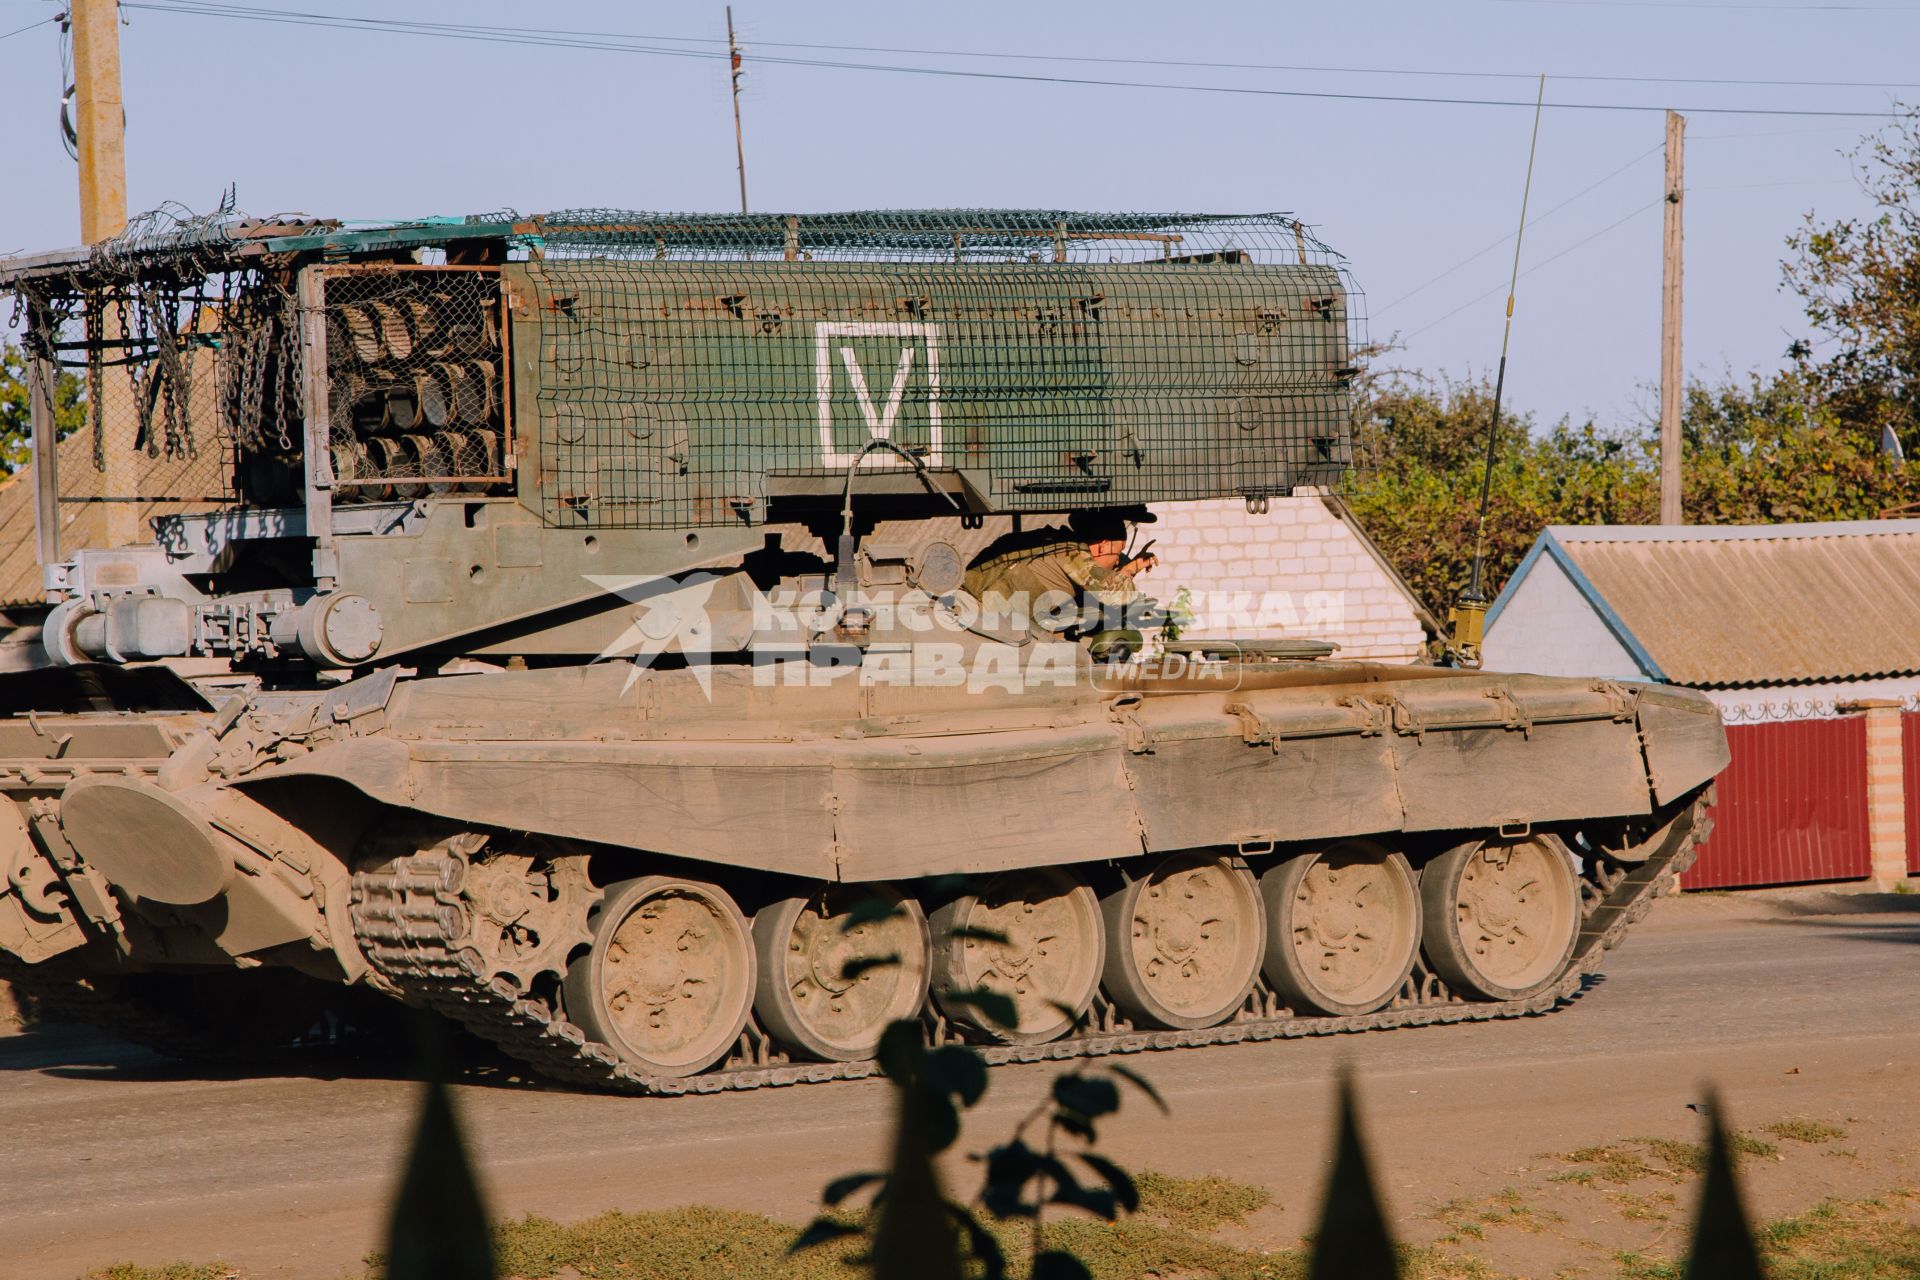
[840,344,916,438]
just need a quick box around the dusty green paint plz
[511,258,1351,528]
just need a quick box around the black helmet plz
[1067,506,1157,541]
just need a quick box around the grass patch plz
[1556,1132,1777,1187]
[1428,1189,1559,1242]
[1558,1144,1666,1185]
[1133,1169,1273,1230]
[1618,1192,1920,1280]
[1766,1118,1847,1145]
[366,1171,1293,1280]
[1609,1191,1678,1223]
[82,1268,237,1280]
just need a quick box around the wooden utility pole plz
[70,0,140,547]
[1659,110,1685,526]
[70,0,127,244]
[727,6,748,213]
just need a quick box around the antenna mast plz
[1447,73,1547,667]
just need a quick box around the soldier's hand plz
[1120,552,1159,578]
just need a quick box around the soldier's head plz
[1068,507,1155,567]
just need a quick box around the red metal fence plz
[1905,711,1920,875]
[1685,716,1872,889]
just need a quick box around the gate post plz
[1841,699,1909,891]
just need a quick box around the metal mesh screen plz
[319,266,510,503]
[512,211,1361,529]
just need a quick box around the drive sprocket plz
[454,842,599,991]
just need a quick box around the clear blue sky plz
[0,0,1903,427]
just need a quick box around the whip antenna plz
[1448,72,1546,667]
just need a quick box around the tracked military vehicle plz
[0,208,1725,1092]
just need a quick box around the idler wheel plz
[929,867,1103,1045]
[751,883,931,1062]
[1420,834,1581,1001]
[563,875,756,1078]
[1101,852,1264,1030]
[1260,841,1421,1017]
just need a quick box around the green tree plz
[0,341,86,471]
[1782,108,1920,450]
[1343,369,1917,619]
[1346,372,1654,616]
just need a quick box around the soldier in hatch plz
[962,508,1160,660]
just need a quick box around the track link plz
[347,790,1712,1096]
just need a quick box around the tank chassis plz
[0,208,1727,1091]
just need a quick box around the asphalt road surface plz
[3,890,1917,1280]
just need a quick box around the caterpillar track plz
[344,791,1710,1096]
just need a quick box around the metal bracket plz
[1224,701,1274,748]
[1484,686,1534,738]
[1591,679,1641,723]
[1107,694,1153,754]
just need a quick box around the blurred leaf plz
[385,1075,496,1280]
[790,1216,863,1253]
[923,1045,989,1107]
[1077,1153,1140,1213]
[942,986,1019,1032]
[840,952,902,982]
[1109,1064,1168,1115]
[1043,997,1091,1032]
[1683,1095,1766,1280]
[1053,1109,1097,1143]
[1032,1250,1094,1280]
[1053,1074,1120,1119]
[875,1019,924,1083]
[948,924,1012,947]
[982,1140,1042,1218]
[839,896,908,932]
[921,1093,961,1155]
[822,1172,884,1208]
[1307,1073,1399,1280]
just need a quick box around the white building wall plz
[1706,676,1920,724]
[1481,553,1647,681]
[1139,496,1429,662]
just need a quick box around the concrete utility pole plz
[1659,109,1685,526]
[69,0,140,547]
[727,6,748,214]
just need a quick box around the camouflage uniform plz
[962,528,1145,658]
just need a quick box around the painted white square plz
[815,321,942,468]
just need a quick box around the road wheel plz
[1101,852,1264,1030]
[929,867,1103,1045]
[751,883,931,1062]
[1261,841,1421,1017]
[1420,835,1580,1001]
[563,875,756,1078]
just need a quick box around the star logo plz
[585,571,724,698]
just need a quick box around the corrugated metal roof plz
[1541,521,1920,688]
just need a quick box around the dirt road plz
[3,890,1916,1279]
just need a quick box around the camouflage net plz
[3,205,1363,530]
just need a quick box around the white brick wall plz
[1139,495,1431,663]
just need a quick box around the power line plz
[119,1,1920,90]
[0,14,55,41]
[1402,199,1664,341]
[119,1,1909,119]
[1378,141,1662,314]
